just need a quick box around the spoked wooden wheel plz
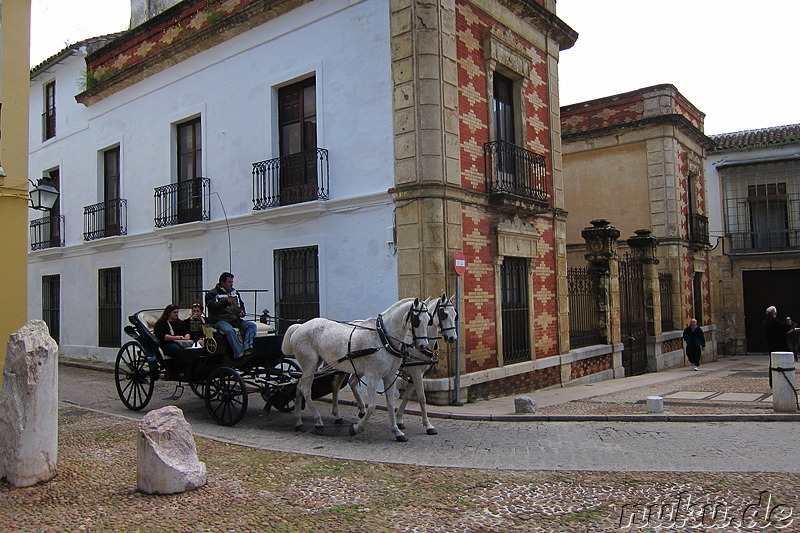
[189,380,206,399]
[205,367,248,426]
[263,358,301,413]
[114,341,155,411]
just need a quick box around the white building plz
[28,0,399,361]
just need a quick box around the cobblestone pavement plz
[1,362,797,532]
[57,364,800,473]
[1,407,798,532]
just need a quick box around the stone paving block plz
[713,392,764,402]
[662,391,715,400]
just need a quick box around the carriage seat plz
[133,309,273,360]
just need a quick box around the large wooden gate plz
[619,256,647,376]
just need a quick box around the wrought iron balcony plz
[687,213,709,245]
[30,215,64,251]
[154,177,211,228]
[252,148,329,210]
[484,140,549,207]
[84,198,127,241]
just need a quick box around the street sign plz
[453,251,467,276]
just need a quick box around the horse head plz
[404,297,433,351]
[431,293,458,344]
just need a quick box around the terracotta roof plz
[30,33,126,78]
[710,124,800,152]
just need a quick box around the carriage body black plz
[114,309,344,426]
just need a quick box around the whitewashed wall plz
[28,0,399,361]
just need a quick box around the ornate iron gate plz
[619,255,647,376]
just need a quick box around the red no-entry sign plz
[453,252,467,276]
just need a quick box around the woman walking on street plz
[683,318,705,371]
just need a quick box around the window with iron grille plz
[171,259,203,308]
[501,257,531,364]
[98,267,122,347]
[274,246,319,334]
[42,275,60,344]
[43,81,56,140]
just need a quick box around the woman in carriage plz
[153,305,194,372]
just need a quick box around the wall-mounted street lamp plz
[29,172,59,211]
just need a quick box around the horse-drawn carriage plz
[114,294,458,440]
[113,308,341,426]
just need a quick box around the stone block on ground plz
[0,320,59,488]
[514,396,537,414]
[137,406,206,494]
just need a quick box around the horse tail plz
[281,323,300,356]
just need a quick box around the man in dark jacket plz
[683,318,705,371]
[763,306,792,353]
[205,272,258,359]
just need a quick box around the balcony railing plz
[725,191,800,252]
[687,213,709,244]
[154,177,211,227]
[252,148,329,210]
[30,215,64,250]
[484,140,549,206]
[84,198,127,241]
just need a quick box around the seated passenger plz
[205,272,258,359]
[184,303,206,344]
[153,304,193,361]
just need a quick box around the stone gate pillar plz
[581,219,621,346]
[626,229,662,337]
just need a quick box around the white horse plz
[395,293,458,435]
[330,294,458,436]
[281,298,432,442]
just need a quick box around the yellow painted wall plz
[0,0,32,382]
[564,141,650,245]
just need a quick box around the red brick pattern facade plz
[455,0,559,377]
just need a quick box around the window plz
[171,259,203,308]
[98,267,122,347]
[493,73,515,145]
[274,246,319,334]
[104,147,122,236]
[748,183,789,249]
[43,81,56,140]
[47,169,62,248]
[42,275,60,344]
[177,118,203,222]
[278,77,317,205]
[500,257,530,364]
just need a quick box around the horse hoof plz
[426,428,438,435]
[358,412,365,419]
[334,418,344,425]
[313,425,324,435]
[396,434,408,442]
[396,422,406,430]
[349,425,358,436]
[294,425,305,433]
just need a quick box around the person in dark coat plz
[763,306,792,353]
[683,318,705,371]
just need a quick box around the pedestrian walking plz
[785,316,800,361]
[763,306,792,353]
[683,318,705,371]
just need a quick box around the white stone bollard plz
[0,320,59,487]
[646,396,664,414]
[514,396,537,414]
[770,352,797,413]
[137,405,207,494]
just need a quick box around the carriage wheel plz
[189,380,206,399]
[205,367,248,426]
[268,358,301,413]
[114,341,155,411]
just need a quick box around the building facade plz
[706,124,800,354]
[561,84,716,372]
[28,0,592,402]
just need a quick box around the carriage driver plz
[205,272,258,359]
